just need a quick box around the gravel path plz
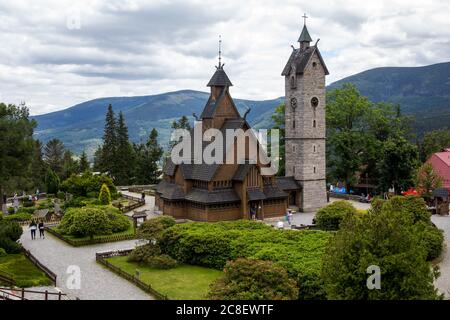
[19,231,154,300]
[431,215,450,297]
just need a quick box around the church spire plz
[298,13,312,49]
[207,36,233,87]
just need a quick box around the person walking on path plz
[13,193,19,213]
[29,221,37,240]
[141,192,146,202]
[287,210,293,226]
[38,221,45,239]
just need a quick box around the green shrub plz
[160,220,331,299]
[22,200,34,208]
[7,207,15,214]
[59,205,129,238]
[4,213,32,222]
[57,191,65,200]
[63,197,87,209]
[137,216,176,242]
[381,196,430,224]
[98,184,111,205]
[420,223,444,261]
[146,254,178,269]
[60,172,117,199]
[17,207,36,215]
[315,201,358,231]
[128,244,162,263]
[208,258,298,300]
[0,220,23,253]
[0,248,6,257]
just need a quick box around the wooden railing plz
[46,227,136,247]
[22,248,57,286]
[114,194,145,213]
[96,249,167,300]
[0,287,67,300]
[17,216,61,226]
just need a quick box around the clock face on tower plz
[290,97,297,110]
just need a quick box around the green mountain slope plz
[32,62,450,156]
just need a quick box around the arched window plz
[311,97,319,108]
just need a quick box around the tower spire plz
[298,13,312,49]
[218,35,222,69]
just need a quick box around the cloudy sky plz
[0,0,449,115]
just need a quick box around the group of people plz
[277,209,294,229]
[29,220,45,240]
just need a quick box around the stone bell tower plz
[281,15,329,212]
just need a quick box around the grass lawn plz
[0,254,52,287]
[54,221,135,242]
[107,256,222,300]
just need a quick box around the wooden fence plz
[45,227,136,247]
[22,248,57,286]
[0,287,67,300]
[17,216,61,227]
[96,249,167,300]
[115,194,146,213]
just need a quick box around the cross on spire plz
[302,13,308,25]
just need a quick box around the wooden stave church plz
[154,64,302,221]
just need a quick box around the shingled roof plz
[276,176,301,190]
[155,181,185,200]
[207,66,233,87]
[298,25,312,42]
[263,185,288,199]
[281,45,329,76]
[185,188,240,204]
[200,87,227,118]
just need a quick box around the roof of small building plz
[185,188,240,204]
[207,66,233,87]
[247,188,266,201]
[263,185,288,199]
[276,176,301,190]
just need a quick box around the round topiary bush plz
[128,244,162,263]
[315,201,358,231]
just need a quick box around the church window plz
[313,166,316,174]
[293,120,296,129]
[311,97,319,108]
[293,145,296,152]
[290,75,296,88]
[313,120,316,128]
[313,145,316,153]
[312,62,317,68]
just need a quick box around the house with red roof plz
[426,148,450,190]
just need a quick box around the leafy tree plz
[43,138,65,177]
[137,216,176,242]
[0,103,36,208]
[60,171,117,199]
[64,207,112,239]
[377,136,419,194]
[45,168,60,194]
[270,103,285,176]
[208,258,298,300]
[169,115,192,149]
[0,219,23,253]
[98,183,111,205]
[322,199,441,300]
[326,84,373,191]
[415,163,443,198]
[78,151,90,173]
[419,128,450,162]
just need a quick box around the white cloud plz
[0,0,449,115]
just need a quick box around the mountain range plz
[32,62,450,157]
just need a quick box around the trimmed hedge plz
[160,220,331,299]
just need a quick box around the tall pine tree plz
[99,104,117,174]
[79,150,90,173]
[135,128,163,184]
[114,111,135,185]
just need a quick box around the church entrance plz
[289,191,297,206]
[248,201,263,220]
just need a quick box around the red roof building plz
[426,149,450,190]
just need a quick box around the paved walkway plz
[431,215,450,297]
[19,231,153,300]
[121,190,160,219]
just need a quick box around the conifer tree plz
[98,183,111,205]
[79,151,90,173]
[114,112,135,185]
[100,104,117,174]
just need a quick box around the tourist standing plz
[38,221,45,239]
[36,189,39,200]
[288,210,293,225]
[29,221,37,240]
[13,193,19,213]
[250,205,256,220]
[141,192,146,202]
